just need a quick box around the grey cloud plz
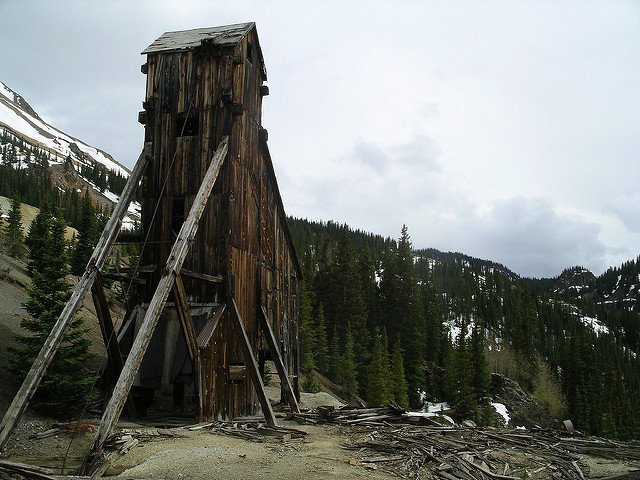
[605,194,640,233]
[352,135,441,173]
[477,197,607,277]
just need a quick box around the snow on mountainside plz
[0,81,139,224]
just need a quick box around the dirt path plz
[107,422,394,480]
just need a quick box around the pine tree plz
[451,316,476,420]
[4,196,25,258]
[367,327,390,405]
[313,303,328,372]
[341,322,358,394]
[299,280,315,374]
[7,213,94,415]
[390,335,409,409]
[328,325,341,384]
[70,191,97,275]
[25,202,52,276]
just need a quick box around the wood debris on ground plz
[185,420,307,445]
[293,405,640,479]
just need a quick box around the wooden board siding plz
[131,25,300,420]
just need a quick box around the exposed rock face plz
[490,373,556,429]
[553,266,596,295]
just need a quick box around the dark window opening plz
[176,113,198,137]
[246,42,253,64]
[172,197,185,234]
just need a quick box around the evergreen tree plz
[313,303,328,372]
[299,280,315,374]
[70,191,97,275]
[341,322,358,394]
[367,327,390,405]
[25,202,52,276]
[7,214,94,415]
[390,335,409,409]
[328,325,341,384]
[451,316,476,420]
[4,196,25,258]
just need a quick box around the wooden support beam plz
[180,269,223,284]
[91,275,137,418]
[0,143,152,451]
[258,306,300,413]
[171,274,198,365]
[81,137,229,472]
[230,299,277,427]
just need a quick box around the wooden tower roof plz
[142,22,267,80]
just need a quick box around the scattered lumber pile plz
[291,404,442,427]
[0,460,58,480]
[185,420,307,444]
[344,424,640,479]
[294,405,640,479]
[103,427,185,455]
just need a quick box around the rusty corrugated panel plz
[196,303,226,349]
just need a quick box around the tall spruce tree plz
[367,327,390,405]
[7,213,94,415]
[70,190,97,275]
[4,196,25,258]
[390,334,409,409]
[341,322,358,394]
[25,202,52,275]
[313,303,328,372]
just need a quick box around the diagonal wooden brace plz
[258,306,300,413]
[91,275,137,418]
[229,300,277,427]
[82,136,228,471]
[0,143,152,451]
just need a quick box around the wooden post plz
[229,299,277,427]
[258,306,300,413]
[171,274,198,365]
[0,144,151,451]
[171,274,202,420]
[91,275,137,418]
[82,137,228,471]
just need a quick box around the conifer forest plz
[288,217,640,440]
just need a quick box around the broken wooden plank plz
[0,143,152,451]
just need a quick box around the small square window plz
[176,113,198,137]
[246,42,254,64]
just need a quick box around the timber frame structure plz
[0,23,302,470]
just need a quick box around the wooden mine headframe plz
[0,22,302,470]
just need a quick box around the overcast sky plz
[1,0,638,277]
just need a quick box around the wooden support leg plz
[230,299,277,427]
[80,137,228,474]
[258,306,300,413]
[0,144,151,451]
[172,275,198,365]
[171,274,202,420]
[91,275,137,418]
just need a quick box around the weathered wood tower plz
[0,23,301,464]
[128,22,302,421]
